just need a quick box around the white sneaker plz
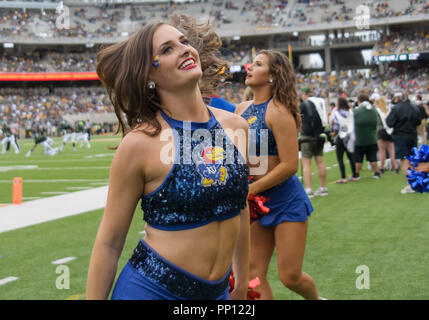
[305,188,314,198]
[400,185,415,194]
[314,187,328,196]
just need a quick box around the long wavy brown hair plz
[96,14,230,138]
[258,50,302,131]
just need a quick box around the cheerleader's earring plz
[148,81,156,89]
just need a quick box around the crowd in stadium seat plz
[374,31,429,56]
[1,64,428,135]
[0,52,48,72]
[374,67,429,96]
[1,1,428,138]
[0,0,428,40]
[1,27,427,73]
[0,87,113,136]
[0,52,96,72]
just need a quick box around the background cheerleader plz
[236,50,322,300]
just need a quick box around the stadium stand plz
[0,0,428,138]
[0,0,428,40]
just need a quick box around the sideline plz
[0,186,108,233]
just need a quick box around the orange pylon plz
[12,177,22,205]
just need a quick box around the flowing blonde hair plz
[375,97,388,114]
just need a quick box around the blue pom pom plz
[406,144,429,193]
[407,144,429,168]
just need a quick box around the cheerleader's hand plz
[416,162,429,173]
[230,286,248,300]
[248,194,270,223]
[229,271,261,300]
[228,272,248,300]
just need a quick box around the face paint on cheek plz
[152,55,160,68]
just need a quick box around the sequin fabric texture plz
[240,98,278,156]
[140,109,249,229]
[129,240,231,299]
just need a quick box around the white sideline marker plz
[0,277,18,286]
[41,192,68,195]
[0,186,108,233]
[0,165,38,172]
[51,257,77,265]
[0,179,109,183]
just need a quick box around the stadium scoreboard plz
[376,53,421,63]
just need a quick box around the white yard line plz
[0,165,38,172]
[0,277,19,286]
[0,159,112,163]
[0,179,108,183]
[40,192,69,195]
[0,186,108,233]
[0,166,110,172]
[51,257,77,265]
[35,167,111,170]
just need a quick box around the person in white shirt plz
[331,98,357,183]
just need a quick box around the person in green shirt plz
[353,92,381,180]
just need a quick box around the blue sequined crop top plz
[140,108,249,231]
[240,97,278,156]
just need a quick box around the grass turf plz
[0,137,428,299]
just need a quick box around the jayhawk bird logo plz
[197,146,228,187]
[247,116,257,125]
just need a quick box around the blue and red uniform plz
[240,97,313,225]
[111,107,248,300]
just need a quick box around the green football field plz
[0,136,428,300]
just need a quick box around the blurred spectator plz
[386,91,424,194]
[353,92,381,180]
[331,97,357,183]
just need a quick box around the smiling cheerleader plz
[86,14,250,300]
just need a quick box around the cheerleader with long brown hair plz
[235,50,322,300]
[86,14,250,300]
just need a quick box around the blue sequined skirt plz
[258,175,313,226]
[111,239,231,300]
